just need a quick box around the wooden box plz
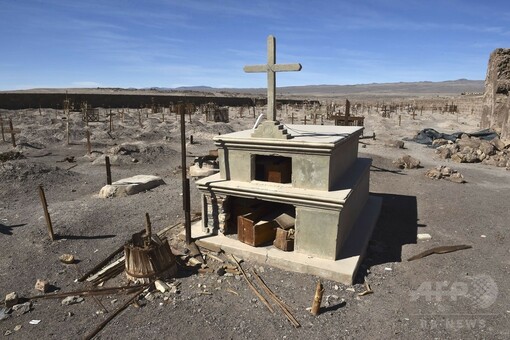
[273,228,294,251]
[238,213,278,247]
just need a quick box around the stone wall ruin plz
[481,48,510,139]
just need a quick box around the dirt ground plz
[0,104,509,339]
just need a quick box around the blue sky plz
[1,0,508,90]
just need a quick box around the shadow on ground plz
[355,193,421,282]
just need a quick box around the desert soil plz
[0,104,509,339]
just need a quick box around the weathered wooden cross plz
[243,35,301,121]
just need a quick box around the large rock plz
[99,175,165,198]
[481,48,510,139]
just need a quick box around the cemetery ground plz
[0,103,509,339]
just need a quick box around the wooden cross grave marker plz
[243,35,301,122]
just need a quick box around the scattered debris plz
[358,279,373,297]
[252,269,300,328]
[417,233,432,241]
[61,296,84,306]
[407,245,472,261]
[393,154,421,169]
[5,292,18,308]
[59,254,75,264]
[12,302,32,315]
[384,140,405,149]
[425,165,466,183]
[29,320,41,325]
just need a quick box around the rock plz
[4,330,12,336]
[0,308,10,321]
[425,165,466,183]
[99,175,165,198]
[216,267,226,276]
[479,140,495,156]
[432,138,449,147]
[491,137,506,151]
[458,137,481,150]
[451,152,465,163]
[449,172,466,183]
[13,325,21,332]
[12,302,31,315]
[61,296,84,306]
[393,155,420,169]
[189,164,218,178]
[417,233,432,241]
[34,279,50,293]
[384,140,405,149]
[438,146,452,159]
[154,280,170,293]
[59,254,75,264]
[4,292,18,308]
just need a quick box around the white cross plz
[244,35,302,121]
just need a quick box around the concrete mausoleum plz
[193,36,381,284]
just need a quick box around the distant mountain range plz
[3,79,485,99]
[169,79,484,97]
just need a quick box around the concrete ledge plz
[99,175,165,198]
[191,195,382,284]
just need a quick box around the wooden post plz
[9,118,16,147]
[398,115,401,127]
[86,130,91,155]
[190,135,194,145]
[144,212,152,247]
[162,111,165,122]
[38,185,55,241]
[109,109,113,132]
[291,110,294,124]
[138,110,142,127]
[310,280,324,316]
[0,117,5,142]
[105,156,112,185]
[344,99,350,126]
[302,115,307,125]
[179,104,192,245]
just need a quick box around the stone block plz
[99,175,165,198]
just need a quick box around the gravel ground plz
[0,106,509,339]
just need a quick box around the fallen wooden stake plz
[252,269,300,328]
[38,185,55,241]
[310,280,324,316]
[230,255,274,313]
[84,286,147,340]
[407,245,472,261]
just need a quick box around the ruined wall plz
[481,48,510,139]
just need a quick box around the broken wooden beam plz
[310,280,324,316]
[407,244,472,261]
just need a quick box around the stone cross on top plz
[244,35,302,122]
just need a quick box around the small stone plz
[417,233,432,241]
[61,296,84,306]
[110,299,117,304]
[346,287,355,292]
[481,235,486,238]
[35,279,49,293]
[5,292,18,308]
[59,254,75,264]
[154,280,170,293]
[13,325,21,332]
[12,302,32,315]
[384,267,393,271]
[4,330,12,336]
[333,285,339,290]
[216,267,226,276]
[29,320,41,325]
